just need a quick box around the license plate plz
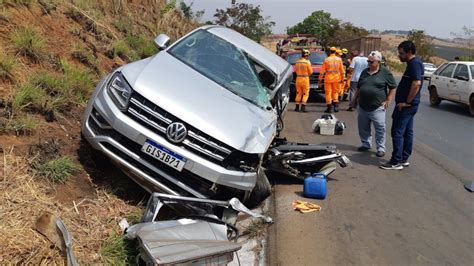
[310,84,318,89]
[141,140,186,171]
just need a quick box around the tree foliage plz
[211,1,275,42]
[287,10,339,47]
[450,26,474,60]
[179,1,204,22]
[407,29,434,61]
[287,10,368,47]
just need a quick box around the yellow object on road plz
[292,200,322,213]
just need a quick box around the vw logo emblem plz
[166,122,187,143]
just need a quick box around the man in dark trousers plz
[380,41,424,170]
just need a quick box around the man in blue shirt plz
[380,41,424,170]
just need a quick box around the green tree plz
[179,1,204,22]
[286,10,340,48]
[450,26,474,61]
[211,1,275,42]
[407,29,434,61]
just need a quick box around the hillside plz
[0,0,197,263]
[379,34,473,66]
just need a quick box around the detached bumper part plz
[264,138,351,180]
[125,193,273,265]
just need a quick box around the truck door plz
[452,63,470,103]
[434,63,456,99]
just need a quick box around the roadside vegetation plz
[0,0,199,263]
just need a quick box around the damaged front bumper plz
[264,138,351,180]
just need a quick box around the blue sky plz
[184,0,473,38]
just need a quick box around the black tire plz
[244,168,271,209]
[429,87,442,106]
[469,96,474,117]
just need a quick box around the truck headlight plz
[107,72,132,111]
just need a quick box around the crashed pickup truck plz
[82,25,349,207]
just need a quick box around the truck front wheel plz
[244,167,271,209]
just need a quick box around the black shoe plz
[376,151,385,157]
[294,105,300,112]
[324,105,332,113]
[400,161,410,167]
[301,105,306,112]
[347,107,353,112]
[333,102,339,112]
[379,162,403,170]
[357,146,370,152]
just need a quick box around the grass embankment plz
[0,0,197,263]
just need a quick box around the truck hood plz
[120,52,277,154]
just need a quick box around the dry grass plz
[0,150,142,264]
[0,0,198,263]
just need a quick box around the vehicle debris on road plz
[35,212,78,266]
[312,114,346,135]
[123,193,273,265]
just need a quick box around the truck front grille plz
[125,92,234,166]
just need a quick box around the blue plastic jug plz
[303,173,327,199]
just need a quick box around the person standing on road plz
[347,51,368,111]
[352,51,397,157]
[341,48,351,101]
[294,49,313,112]
[319,47,345,113]
[380,41,424,170]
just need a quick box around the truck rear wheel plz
[244,167,271,209]
[429,86,441,106]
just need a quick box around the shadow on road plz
[423,101,472,117]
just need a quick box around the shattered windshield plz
[168,29,271,109]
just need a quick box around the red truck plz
[277,35,327,100]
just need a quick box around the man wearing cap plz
[294,49,313,112]
[352,51,397,157]
[319,47,345,113]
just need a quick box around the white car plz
[428,61,474,116]
[423,63,437,79]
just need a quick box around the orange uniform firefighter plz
[319,47,345,113]
[294,49,313,112]
[343,48,352,100]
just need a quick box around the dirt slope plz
[0,0,197,263]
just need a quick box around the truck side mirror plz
[154,34,170,50]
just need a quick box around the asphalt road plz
[267,99,473,265]
[412,82,474,171]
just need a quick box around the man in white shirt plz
[347,51,368,111]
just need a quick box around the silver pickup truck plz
[82,26,293,203]
[82,25,349,206]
